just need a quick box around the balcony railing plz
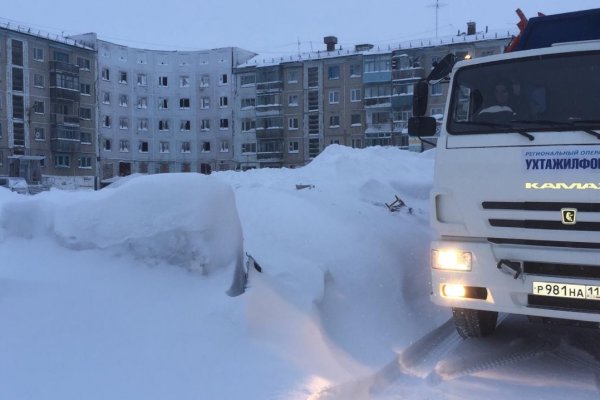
[392,68,425,81]
[49,60,79,74]
[50,138,81,153]
[50,87,80,102]
[256,81,283,92]
[51,113,80,126]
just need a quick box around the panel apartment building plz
[70,33,256,181]
[232,26,512,168]
[0,24,97,189]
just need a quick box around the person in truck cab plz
[475,80,517,122]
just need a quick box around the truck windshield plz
[447,51,600,135]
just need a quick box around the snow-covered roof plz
[238,29,516,68]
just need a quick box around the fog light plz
[432,249,472,271]
[442,284,466,298]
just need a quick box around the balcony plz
[391,95,413,108]
[364,97,391,108]
[256,151,283,161]
[50,138,81,153]
[50,87,80,102]
[51,113,80,126]
[363,71,392,84]
[255,128,284,139]
[49,60,79,74]
[256,81,283,92]
[392,68,425,82]
[365,123,392,138]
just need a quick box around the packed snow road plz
[312,315,600,399]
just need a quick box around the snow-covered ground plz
[0,145,598,399]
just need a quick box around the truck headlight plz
[432,249,472,271]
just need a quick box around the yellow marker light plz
[432,249,472,271]
[464,54,472,60]
[442,284,466,298]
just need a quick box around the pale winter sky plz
[1,1,599,54]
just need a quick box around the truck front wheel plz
[452,307,498,338]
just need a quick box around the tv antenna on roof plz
[428,0,447,38]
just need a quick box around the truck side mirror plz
[413,80,429,117]
[408,116,437,137]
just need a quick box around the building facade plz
[233,29,511,167]
[1,25,97,189]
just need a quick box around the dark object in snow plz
[247,254,262,273]
[295,184,315,190]
[385,195,407,212]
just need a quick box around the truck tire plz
[452,307,498,338]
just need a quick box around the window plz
[352,139,363,148]
[54,154,70,168]
[200,119,210,131]
[12,68,24,91]
[200,97,210,109]
[138,119,149,131]
[139,141,149,153]
[219,96,228,107]
[180,76,190,87]
[137,74,147,86]
[119,140,130,152]
[288,117,299,130]
[220,119,229,129]
[351,88,361,102]
[103,138,111,151]
[103,92,110,104]
[432,83,443,96]
[119,94,128,107]
[329,90,340,104]
[34,127,45,140]
[159,98,168,109]
[119,118,129,130]
[181,141,191,153]
[241,98,255,108]
[220,141,229,152]
[34,74,44,88]
[180,98,190,109]
[241,119,255,132]
[33,47,44,61]
[12,41,24,65]
[329,115,340,127]
[288,141,299,153]
[350,64,361,77]
[287,70,299,83]
[328,65,340,80]
[80,107,92,120]
[53,51,69,63]
[77,57,91,70]
[219,74,228,84]
[101,68,110,81]
[394,83,414,96]
[308,138,320,158]
[202,141,211,152]
[33,100,45,114]
[431,107,443,116]
[158,76,168,86]
[78,156,92,169]
[158,120,169,131]
[180,120,191,131]
[159,142,170,153]
[351,114,362,126]
[80,83,91,95]
[200,74,210,87]
[241,142,256,153]
[81,131,92,144]
[102,115,111,128]
[240,74,255,86]
[288,94,299,106]
[137,97,147,109]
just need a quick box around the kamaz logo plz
[561,208,577,225]
[525,182,600,190]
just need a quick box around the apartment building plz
[233,27,511,167]
[0,24,97,188]
[70,33,255,180]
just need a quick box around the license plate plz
[533,281,600,301]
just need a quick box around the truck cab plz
[410,8,600,337]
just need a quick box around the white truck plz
[409,8,600,337]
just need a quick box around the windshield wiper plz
[511,119,600,140]
[464,121,535,141]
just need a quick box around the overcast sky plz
[1,1,598,54]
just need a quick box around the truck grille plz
[523,261,600,279]
[528,295,600,314]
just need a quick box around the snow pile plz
[0,173,244,277]
[6,145,559,400]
